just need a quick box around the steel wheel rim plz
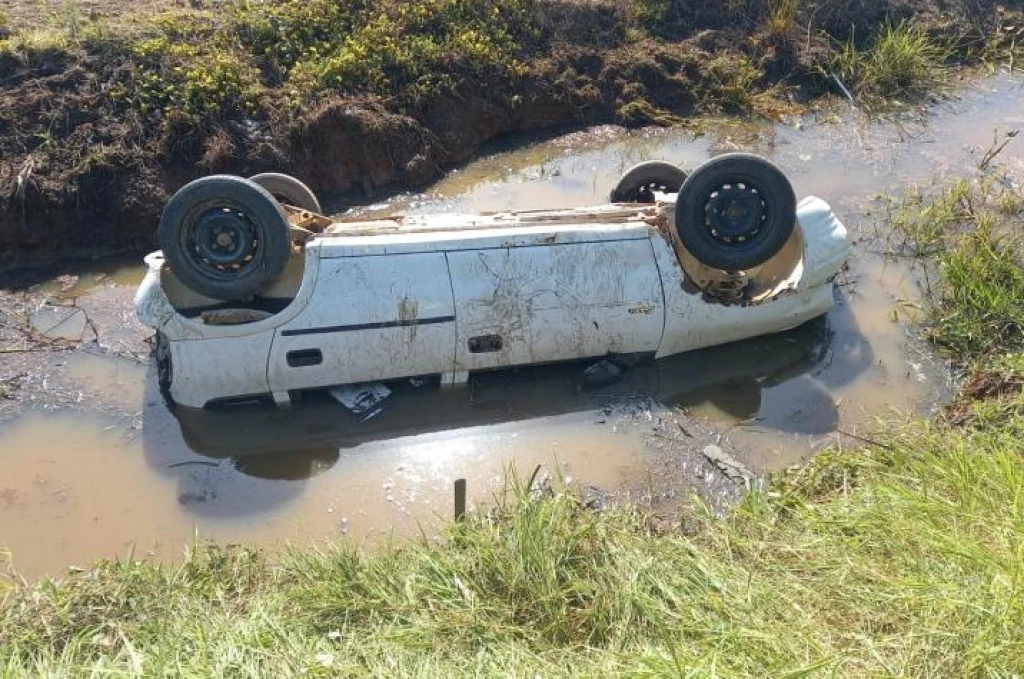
[180,201,263,281]
[703,183,769,246]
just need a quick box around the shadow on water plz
[155,289,871,488]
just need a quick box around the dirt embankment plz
[0,0,1017,272]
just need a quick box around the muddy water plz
[2,74,1023,578]
[1,408,648,574]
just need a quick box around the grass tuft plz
[828,22,950,100]
[766,0,800,36]
[887,172,1024,361]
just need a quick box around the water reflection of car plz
[135,155,850,410]
[169,310,850,464]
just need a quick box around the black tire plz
[159,175,291,301]
[675,153,796,271]
[249,173,322,213]
[610,161,688,203]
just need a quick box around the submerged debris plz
[583,360,625,389]
[0,374,25,400]
[29,305,89,342]
[579,485,611,512]
[330,383,392,418]
[702,445,757,489]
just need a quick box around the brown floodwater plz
[2,73,1023,579]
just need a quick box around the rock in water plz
[703,444,756,489]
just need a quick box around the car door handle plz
[468,335,503,354]
[287,348,323,367]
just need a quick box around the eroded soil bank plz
[1,0,1021,270]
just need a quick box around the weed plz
[888,173,1024,361]
[828,22,950,100]
[887,179,974,257]
[938,223,1024,358]
[976,19,1024,71]
[701,53,764,112]
[0,28,70,54]
[120,19,264,125]
[616,99,688,126]
[53,0,84,41]
[766,0,800,36]
[0,549,12,594]
[632,0,675,33]
[946,353,1024,428]
[286,1,537,109]
[631,0,769,37]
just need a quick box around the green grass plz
[0,1,998,134]
[2,0,539,130]
[888,172,1024,360]
[1,8,1023,672]
[828,22,951,101]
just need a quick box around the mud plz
[0,0,1018,271]
[1,74,1022,579]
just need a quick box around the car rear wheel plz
[674,153,796,271]
[249,173,322,213]
[159,175,291,301]
[610,161,688,203]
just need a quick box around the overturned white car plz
[136,155,850,409]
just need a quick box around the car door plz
[268,252,456,393]
[446,238,665,373]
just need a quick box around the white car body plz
[136,197,850,409]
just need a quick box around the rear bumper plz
[799,196,851,290]
[135,253,277,409]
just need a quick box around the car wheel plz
[675,153,796,271]
[159,175,291,301]
[249,173,322,213]
[610,161,688,203]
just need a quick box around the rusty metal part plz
[285,205,332,233]
[700,272,749,303]
[646,203,795,306]
[289,226,315,244]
